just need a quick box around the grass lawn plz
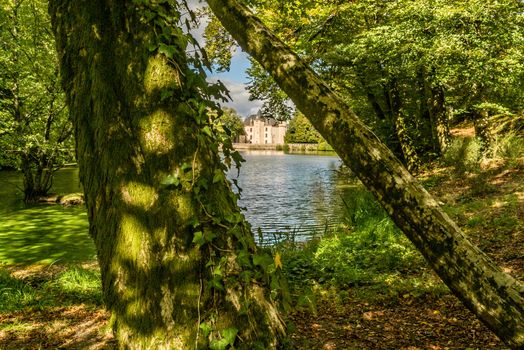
[0,205,93,265]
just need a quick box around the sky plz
[207,50,263,117]
[185,0,263,118]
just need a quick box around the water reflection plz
[1,152,353,245]
[228,150,349,241]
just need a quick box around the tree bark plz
[429,85,451,155]
[473,108,494,155]
[207,0,524,347]
[49,1,284,349]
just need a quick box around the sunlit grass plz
[0,265,102,313]
[0,269,43,312]
[0,205,94,265]
[49,266,102,305]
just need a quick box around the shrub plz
[442,137,482,174]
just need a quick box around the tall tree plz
[217,107,245,142]
[0,0,72,202]
[207,0,524,348]
[238,0,524,164]
[49,0,284,348]
[284,112,322,144]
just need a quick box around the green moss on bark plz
[50,1,285,349]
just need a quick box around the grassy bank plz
[274,130,522,349]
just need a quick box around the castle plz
[241,113,287,145]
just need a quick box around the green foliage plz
[443,137,482,174]
[246,59,293,121]
[490,132,524,161]
[209,327,238,350]
[284,112,323,144]
[203,11,236,72]
[0,0,74,198]
[215,107,245,142]
[0,265,102,313]
[278,187,424,290]
[443,130,524,173]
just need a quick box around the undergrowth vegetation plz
[273,129,523,313]
[0,265,102,314]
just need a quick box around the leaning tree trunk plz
[49,1,284,349]
[207,0,524,347]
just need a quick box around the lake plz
[0,151,355,262]
[229,150,350,242]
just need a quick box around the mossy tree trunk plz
[207,0,524,348]
[49,1,284,349]
[428,84,451,155]
[388,83,420,172]
[473,108,494,155]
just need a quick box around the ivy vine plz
[129,1,288,347]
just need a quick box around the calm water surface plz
[0,151,352,244]
[229,150,349,241]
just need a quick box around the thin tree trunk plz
[473,108,494,155]
[50,1,284,349]
[430,85,451,154]
[207,0,524,348]
[389,84,420,172]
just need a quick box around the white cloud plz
[183,1,261,118]
[208,78,262,117]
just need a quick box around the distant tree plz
[284,112,321,144]
[218,107,245,142]
[246,59,293,121]
[0,0,72,202]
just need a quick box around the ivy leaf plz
[199,322,212,337]
[202,125,213,137]
[210,275,224,291]
[237,250,251,267]
[160,89,174,101]
[204,231,216,243]
[158,43,176,59]
[192,231,205,246]
[213,170,224,184]
[161,174,180,188]
[222,327,238,345]
[253,253,273,269]
[274,252,283,269]
[209,338,229,350]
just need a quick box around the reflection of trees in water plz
[229,154,364,239]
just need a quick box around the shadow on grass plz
[0,265,103,312]
[0,204,95,265]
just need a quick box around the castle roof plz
[243,112,278,126]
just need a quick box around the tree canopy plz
[223,0,524,168]
[0,0,72,201]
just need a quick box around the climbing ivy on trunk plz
[49,0,284,348]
